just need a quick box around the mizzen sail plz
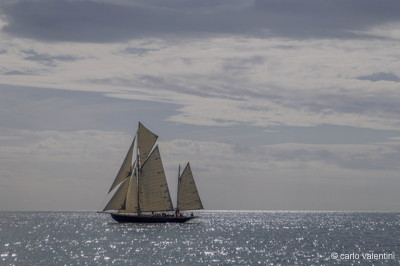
[177,163,203,211]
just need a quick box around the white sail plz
[125,173,138,213]
[108,137,135,193]
[138,122,158,166]
[177,163,203,211]
[139,146,173,212]
[103,177,130,211]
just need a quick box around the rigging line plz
[97,189,110,212]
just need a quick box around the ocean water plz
[0,211,399,265]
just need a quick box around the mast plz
[177,164,181,211]
[136,124,141,215]
[136,122,163,213]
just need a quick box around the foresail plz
[103,177,130,211]
[108,137,135,193]
[139,146,173,212]
[138,122,158,166]
[177,163,203,211]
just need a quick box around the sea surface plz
[0,211,399,265]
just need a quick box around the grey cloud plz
[120,47,159,56]
[254,0,400,38]
[222,132,400,171]
[332,145,400,171]
[264,125,400,145]
[357,72,400,82]
[4,70,31,75]
[221,56,265,76]
[237,81,400,123]
[1,0,217,42]
[266,142,400,171]
[87,75,244,101]
[22,50,82,66]
[1,0,400,42]
[304,90,400,119]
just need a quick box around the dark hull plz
[110,213,197,223]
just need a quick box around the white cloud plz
[2,33,400,130]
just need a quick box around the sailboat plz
[100,122,203,223]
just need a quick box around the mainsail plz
[139,146,173,212]
[177,163,203,211]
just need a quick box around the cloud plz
[0,129,134,210]
[160,137,400,173]
[254,0,400,38]
[357,72,400,82]
[119,47,159,56]
[1,0,400,42]
[3,70,30,75]
[161,137,400,210]
[221,56,265,76]
[2,126,400,211]
[2,33,400,131]
[22,49,82,66]
[96,70,400,130]
[1,1,400,211]
[0,84,178,132]
[266,142,400,171]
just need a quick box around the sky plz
[1,0,400,211]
